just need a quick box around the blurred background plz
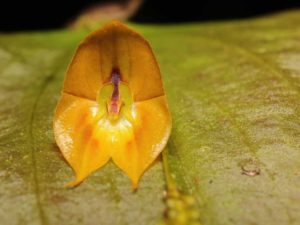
[0,0,299,32]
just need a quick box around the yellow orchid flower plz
[53,21,171,189]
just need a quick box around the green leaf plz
[1,10,300,225]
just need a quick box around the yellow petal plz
[111,96,171,188]
[54,93,110,186]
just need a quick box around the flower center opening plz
[97,69,133,121]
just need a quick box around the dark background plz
[0,0,299,31]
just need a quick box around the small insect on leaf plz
[53,21,172,189]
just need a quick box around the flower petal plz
[63,21,164,101]
[111,96,171,188]
[54,93,111,186]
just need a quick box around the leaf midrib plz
[26,51,74,225]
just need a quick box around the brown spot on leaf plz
[239,158,261,177]
[196,73,205,80]
[51,194,68,204]
[241,165,261,177]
